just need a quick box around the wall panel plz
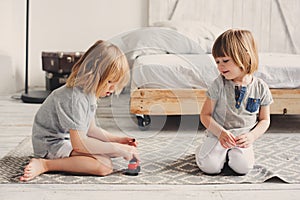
[149,0,300,53]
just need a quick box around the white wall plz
[0,0,25,95]
[149,0,300,54]
[0,0,148,95]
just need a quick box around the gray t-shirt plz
[32,85,97,158]
[206,75,273,136]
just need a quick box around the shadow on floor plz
[144,114,300,133]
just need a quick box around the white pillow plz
[153,20,223,53]
[122,27,205,59]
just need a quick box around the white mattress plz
[131,53,300,89]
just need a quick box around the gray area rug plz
[0,132,299,184]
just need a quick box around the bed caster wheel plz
[136,115,151,130]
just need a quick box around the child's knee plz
[228,160,253,175]
[95,162,113,176]
[93,157,113,176]
[97,167,113,176]
[201,162,223,175]
[228,149,254,175]
[196,155,223,175]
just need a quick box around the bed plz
[122,0,300,129]
[130,53,300,115]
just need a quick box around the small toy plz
[124,158,141,176]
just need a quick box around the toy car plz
[124,158,141,176]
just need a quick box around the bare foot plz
[20,158,47,181]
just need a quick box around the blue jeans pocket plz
[246,98,261,113]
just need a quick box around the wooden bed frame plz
[130,88,300,116]
[129,0,300,128]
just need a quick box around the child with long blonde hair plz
[20,40,139,181]
[196,29,273,175]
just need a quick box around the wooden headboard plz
[149,0,300,54]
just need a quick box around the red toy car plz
[124,158,141,176]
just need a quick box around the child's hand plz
[219,130,236,149]
[235,133,255,148]
[118,137,138,147]
[122,145,140,163]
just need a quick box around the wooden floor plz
[0,94,300,200]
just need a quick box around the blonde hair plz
[66,40,130,97]
[212,29,258,74]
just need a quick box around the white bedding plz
[131,53,300,89]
